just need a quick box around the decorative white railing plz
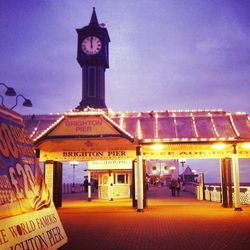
[185,182,198,194]
[186,182,250,205]
[62,183,84,194]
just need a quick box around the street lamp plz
[0,95,4,106]
[1,83,32,110]
[159,161,162,177]
[169,166,176,179]
[0,82,16,107]
[70,161,79,193]
[11,94,32,110]
[0,82,17,96]
[180,159,186,181]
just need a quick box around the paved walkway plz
[58,187,250,250]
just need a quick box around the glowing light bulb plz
[150,144,164,151]
[211,143,226,150]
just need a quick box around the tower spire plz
[76,8,110,110]
[89,7,99,26]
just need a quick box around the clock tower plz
[76,7,110,110]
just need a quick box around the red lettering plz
[0,123,19,158]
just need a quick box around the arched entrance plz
[33,111,137,206]
[28,109,250,212]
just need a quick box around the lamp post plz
[70,161,79,193]
[0,95,4,106]
[0,82,17,96]
[159,161,162,181]
[169,166,176,179]
[11,94,32,110]
[180,159,186,181]
[0,82,16,107]
[73,164,76,193]
[1,83,32,110]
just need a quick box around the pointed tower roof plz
[89,7,99,26]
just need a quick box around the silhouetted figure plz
[94,179,98,190]
[176,178,181,196]
[83,178,88,192]
[170,179,177,197]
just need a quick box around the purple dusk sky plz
[1,0,250,182]
[0,0,250,115]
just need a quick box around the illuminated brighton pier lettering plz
[65,118,102,133]
[63,151,104,157]
[63,151,126,157]
[63,150,127,159]
[40,149,135,161]
[41,148,250,161]
[49,115,121,137]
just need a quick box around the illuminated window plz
[117,174,125,184]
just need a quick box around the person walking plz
[170,178,177,197]
[176,178,181,196]
[83,177,88,192]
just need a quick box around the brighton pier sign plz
[40,150,135,161]
[39,147,250,162]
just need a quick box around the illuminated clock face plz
[81,36,102,55]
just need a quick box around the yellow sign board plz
[49,116,119,136]
[40,150,136,161]
[0,205,67,250]
[88,160,132,170]
[39,148,250,161]
[142,145,250,159]
[142,149,233,159]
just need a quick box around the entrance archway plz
[27,110,250,211]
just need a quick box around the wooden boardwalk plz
[59,186,250,250]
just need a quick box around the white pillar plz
[109,172,114,201]
[197,172,204,200]
[134,161,138,201]
[88,171,91,201]
[232,145,242,211]
[137,146,144,212]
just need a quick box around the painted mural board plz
[0,106,67,249]
[0,205,67,250]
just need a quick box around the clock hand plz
[90,37,93,49]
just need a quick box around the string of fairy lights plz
[30,109,250,147]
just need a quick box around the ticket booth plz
[98,172,131,199]
[88,160,132,200]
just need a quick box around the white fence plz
[62,183,84,194]
[185,182,250,205]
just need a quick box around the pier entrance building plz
[24,8,250,212]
